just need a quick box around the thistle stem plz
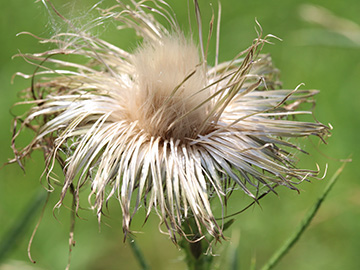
[180,219,213,270]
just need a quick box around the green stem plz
[260,162,347,270]
[180,219,213,270]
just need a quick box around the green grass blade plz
[128,236,150,270]
[260,162,347,270]
[229,229,240,270]
[0,188,47,262]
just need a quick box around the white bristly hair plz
[12,0,329,243]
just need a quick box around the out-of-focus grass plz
[1,1,359,270]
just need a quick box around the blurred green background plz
[1,0,359,269]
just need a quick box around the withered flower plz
[11,0,329,243]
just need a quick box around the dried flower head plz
[11,0,329,243]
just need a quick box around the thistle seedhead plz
[11,0,329,244]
